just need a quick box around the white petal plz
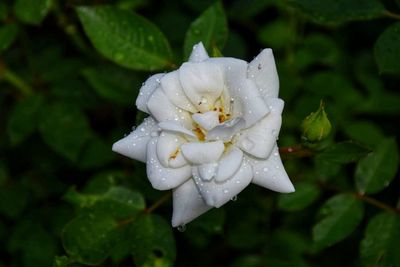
[192,111,220,131]
[112,117,158,162]
[156,131,188,168]
[193,160,253,208]
[172,179,211,227]
[197,163,218,181]
[147,138,191,190]
[160,71,197,113]
[250,145,295,193]
[206,57,247,114]
[158,121,196,139]
[179,62,224,112]
[147,88,192,128]
[234,98,284,159]
[188,42,209,63]
[215,146,243,183]
[237,79,270,128]
[136,74,164,113]
[181,141,224,164]
[248,48,279,99]
[206,117,245,142]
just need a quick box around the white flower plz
[112,43,294,227]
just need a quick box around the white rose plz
[113,43,294,227]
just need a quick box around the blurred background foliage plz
[0,0,400,266]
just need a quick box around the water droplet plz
[223,189,229,194]
[177,224,186,232]
[231,195,238,201]
[263,167,269,172]
[271,129,277,137]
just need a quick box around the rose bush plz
[113,42,294,227]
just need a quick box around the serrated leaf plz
[312,194,364,249]
[183,2,228,59]
[355,138,399,194]
[130,214,176,267]
[76,6,173,71]
[374,22,400,74]
[7,94,43,145]
[13,0,52,24]
[318,141,371,164]
[360,212,400,267]
[0,24,18,53]
[81,65,140,105]
[62,212,120,265]
[288,0,385,25]
[278,182,321,211]
[38,103,90,161]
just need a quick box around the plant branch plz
[383,10,400,20]
[279,144,314,159]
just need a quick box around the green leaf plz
[259,20,294,49]
[38,103,91,161]
[7,94,43,145]
[355,138,399,194]
[53,255,71,267]
[278,182,321,211]
[288,0,385,25]
[343,121,384,148]
[62,212,120,265]
[64,186,145,219]
[183,2,228,60]
[360,212,400,267]
[317,141,371,164]
[0,2,8,21]
[0,24,18,53]
[131,214,176,267]
[374,22,400,74]
[76,6,173,71]
[81,65,140,105]
[13,0,52,24]
[77,134,115,170]
[312,194,364,249]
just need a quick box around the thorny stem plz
[279,144,314,159]
[383,10,400,20]
[118,191,172,227]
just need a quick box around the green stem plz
[279,144,314,159]
[1,69,33,95]
[383,10,400,20]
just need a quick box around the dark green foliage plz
[0,0,399,267]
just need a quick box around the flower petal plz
[147,138,191,190]
[147,88,192,128]
[229,79,270,128]
[206,117,245,142]
[181,141,224,164]
[215,146,243,183]
[136,74,164,113]
[158,121,196,139]
[234,98,284,159]
[188,42,209,63]
[160,71,197,113]
[172,179,211,227]
[156,131,188,168]
[249,145,295,193]
[247,48,279,99]
[179,62,224,112]
[112,117,158,162]
[192,111,220,131]
[193,160,253,208]
[206,57,247,113]
[197,163,218,181]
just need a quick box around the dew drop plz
[231,195,238,201]
[263,167,269,172]
[223,189,229,194]
[177,224,186,232]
